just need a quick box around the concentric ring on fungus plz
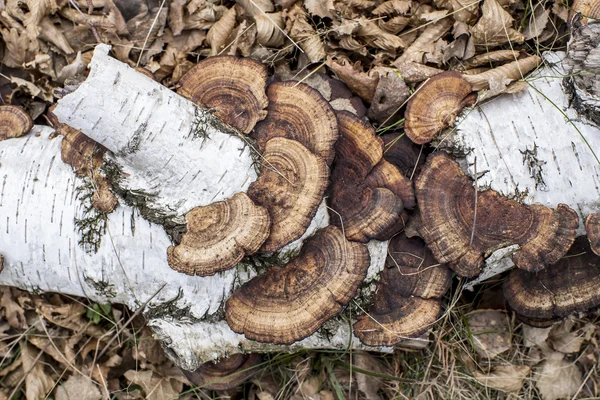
[354,235,452,346]
[167,192,270,276]
[416,152,578,278]
[0,105,33,141]
[247,137,328,253]
[225,225,370,344]
[504,236,600,327]
[404,71,477,145]
[178,56,268,133]
[252,81,339,164]
[585,213,600,256]
[328,111,414,242]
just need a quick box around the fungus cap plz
[353,235,451,346]
[585,213,600,256]
[248,137,328,253]
[182,354,262,391]
[167,192,270,276]
[504,237,600,324]
[0,105,33,141]
[178,56,268,133]
[416,153,578,277]
[405,72,477,145]
[225,226,370,344]
[252,81,338,164]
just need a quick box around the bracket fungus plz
[0,105,33,141]
[178,56,268,133]
[252,81,339,164]
[247,137,328,253]
[354,235,452,346]
[504,237,600,326]
[404,72,477,145]
[167,192,270,276]
[416,153,578,277]
[225,226,370,344]
[585,213,600,256]
[182,353,262,391]
[328,111,414,242]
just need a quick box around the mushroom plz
[354,235,452,346]
[167,192,270,276]
[381,133,424,177]
[404,72,477,145]
[416,153,578,277]
[178,56,268,133]
[585,213,600,256]
[225,226,370,344]
[252,81,339,164]
[247,137,328,253]
[182,353,262,391]
[328,111,414,242]
[504,236,600,326]
[0,105,33,141]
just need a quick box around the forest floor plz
[0,0,599,399]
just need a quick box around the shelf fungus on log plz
[404,72,477,145]
[178,56,268,133]
[0,105,33,141]
[416,153,578,278]
[354,235,452,346]
[247,137,328,253]
[381,133,425,177]
[328,111,414,242]
[225,226,370,344]
[252,81,338,164]
[585,214,600,255]
[167,193,270,276]
[504,237,600,327]
[182,353,262,391]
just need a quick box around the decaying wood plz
[458,52,600,290]
[0,45,392,370]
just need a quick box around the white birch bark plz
[454,52,600,289]
[0,45,391,370]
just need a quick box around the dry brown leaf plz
[368,66,409,123]
[28,333,79,368]
[524,3,550,40]
[133,327,167,365]
[124,370,183,400]
[22,343,54,400]
[298,375,321,397]
[394,61,443,84]
[23,0,59,40]
[256,12,285,47]
[534,352,583,400]
[372,0,411,16]
[38,17,74,55]
[287,4,326,62]
[356,19,405,51]
[467,310,512,359]
[57,52,87,83]
[36,302,106,338]
[326,57,379,101]
[354,353,387,399]
[206,4,238,55]
[55,375,102,400]
[378,15,410,34]
[304,0,335,19]
[463,55,541,90]
[523,324,552,348]
[395,17,453,64]
[0,287,27,329]
[184,4,228,30]
[548,319,596,354]
[460,49,519,69]
[237,0,275,16]
[168,0,187,36]
[449,0,480,23]
[471,0,525,46]
[473,364,531,392]
[552,2,569,23]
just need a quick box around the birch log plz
[0,45,391,370]
[455,52,600,289]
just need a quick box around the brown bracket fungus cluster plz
[252,81,339,164]
[585,213,600,255]
[178,56,268,133]
[182,353,262,391]
[0,105,33,141]
[404,72,477,145]
[225,226,370,344]
[167,193,270,276]
[504,237,600,327]
[247,137,329,252]
[354,235,452,346]
[328,111,414,242]
[416,153,578,278]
